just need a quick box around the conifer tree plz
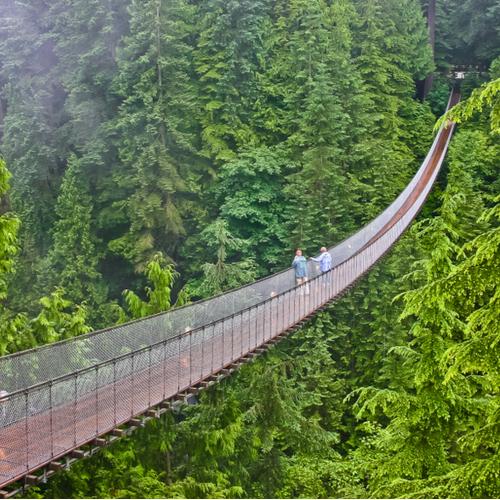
[277,0,362,249]
[351,0,435,221]
[213,147,291,272]
[39,156,107,323]
[194,0,273,162]
[48,0,129,295]
[122,253,188,320]
[435,0,500,69]
[438,76,500,134]
[352,111,499,497]
[0,159,91,353]
[195,219,257,297]
[110,0,200,270]
[0,158,19,301]
[0,1,65,311]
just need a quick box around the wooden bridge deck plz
[0,89,460,496]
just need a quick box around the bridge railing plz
[0,89,458,489]
[0,156,452,485]
[0,214,402,479]
[0,86,458,396]
[0,114,448,395]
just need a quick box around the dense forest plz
[0,0,498,498]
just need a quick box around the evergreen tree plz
[194,0,273,162]
[274,0,362,250]
[122,253,189,320]
[0,158,19,300]
[438,76,500,134]
[352,108,499,497]
[0,1,65,311]
[48,0,130,300]
[38,156,107,324]
[351,0,435,222]
[435,0,500,69]
[194,219,257,298]
[110,0,200,270]
[214,146,292,272]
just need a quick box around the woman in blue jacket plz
[292,249,308,285]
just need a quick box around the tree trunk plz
[419,0,436,100]
[0,97,5,142]
[165,450,172,484]
[422,0,436,99]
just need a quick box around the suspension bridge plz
[0,88,460,497]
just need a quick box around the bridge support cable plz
[0,88,459,494]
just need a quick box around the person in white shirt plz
[312,247,332,273]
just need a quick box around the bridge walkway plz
[0,88,460,496]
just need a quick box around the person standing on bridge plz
[292,249,308,286]
[312,247,332,273]
[0,390,8,427]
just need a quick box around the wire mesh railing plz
[0,88,458,395]
[0,88,459,489]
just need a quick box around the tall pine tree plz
[110,0,200,270]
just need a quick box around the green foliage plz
[350,106,500,498]
[1,0,497,498]
[0,2,66,311]
[109,0,200,270]
[194,219,257,298]
[0,310,28,357]
[1,288,91,355]
[122,253,189,320]
[424,75,452,117]
[214,146,292,271]
[0,159,91,355]
[491,56,500,79]
[0,158,19,301]
[37,155,107,325]
[350,0,435,222]
[194,0,273,162]
[434,0,500,69]
[437,77,500,134]
[29,288,92,345]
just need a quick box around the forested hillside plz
[0,0,498,498]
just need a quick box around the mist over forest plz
[0,0,498,498]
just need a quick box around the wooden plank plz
[44,469,56,479]
[0,490,13,499]
[93,438,107,447]
[70,449,86,459]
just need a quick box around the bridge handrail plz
[0,89,459,491]
[0,89,458,396]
